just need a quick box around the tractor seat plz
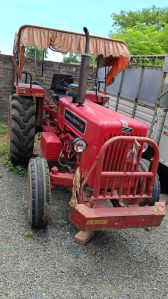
[50,74,74,94]
[50,73,74,102]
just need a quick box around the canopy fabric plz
[14,25,130,84]
[15,25,129,57]
[106,57,129,85]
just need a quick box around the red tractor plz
[8,25,165,244]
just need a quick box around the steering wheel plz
[60,76,99,88]
[60,77,79,89]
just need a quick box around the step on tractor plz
[8,25,166,244]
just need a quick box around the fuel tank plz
[57,97,148,185]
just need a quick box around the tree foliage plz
[63,53,97,66]
[111,6,168,33]
[63,53,80,63]
[110,6,168,55]
[25,47,48,60]
[113,23,168,55]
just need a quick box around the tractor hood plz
[13,25,130,84]
[58,97,148,140]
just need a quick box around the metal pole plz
[77,27,90,105]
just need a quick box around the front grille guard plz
[81,136,159,203]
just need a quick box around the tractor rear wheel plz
[139,158,160,206]
[8,94,36,164]
[28,157,51,228]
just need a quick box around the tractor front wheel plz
[8,94,36,164]
[28,157,51,228]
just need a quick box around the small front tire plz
[28,157,51,228]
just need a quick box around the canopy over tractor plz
[13,24,130,85]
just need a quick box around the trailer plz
[98,55,168,168]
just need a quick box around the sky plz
[0,0,167,61]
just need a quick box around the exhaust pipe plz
[77,27,90,105]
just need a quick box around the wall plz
[0,55,14,120]
[0,54,95,120]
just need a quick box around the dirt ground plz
[0,164,168,299]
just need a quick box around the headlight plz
[73,138,87,153]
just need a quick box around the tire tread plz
[28,157,51,228]
[8,94,36,164]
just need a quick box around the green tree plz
[111,6,168,33]
[63,53,97,66]
[112,24,165,55]
[110,6,168,55]
[89,55,97,67]
[25,46,48,60]
[63,53,80,63]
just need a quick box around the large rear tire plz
[8,94,36,164]
[139,158,160,206]
[28,157,51,228]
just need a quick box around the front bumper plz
[70,202,166,231]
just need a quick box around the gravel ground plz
[0,165,168,299]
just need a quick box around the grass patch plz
[0,122,27,176]
[24,230,33,238]
[0,121,8,135]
